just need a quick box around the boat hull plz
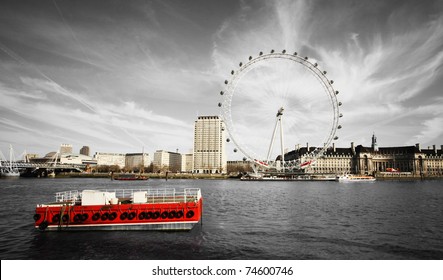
[39,221,199,231]
[113,178,148,181]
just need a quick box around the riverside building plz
[181,153,193,173]
[193,116,227,174]
[79,146,90,156]
[153,150,181,173]
[94,152,126,168]
[285,134,443,177]
[60,144,73,155]
[125,153,151,171]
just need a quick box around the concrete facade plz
[125,153,151,170]
[181,153,193,173]
[94,152,126,168]
[60,144,73,155]
[153,150,181,173]
[193,116,226,174]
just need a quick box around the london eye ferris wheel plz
[218,50,342,173]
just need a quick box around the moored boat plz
[0,145,20,177]
[0,169,20,177]
[336,174,376,182]
[240,173,336,181]
[33,188,202,231]
[113,173,148,181]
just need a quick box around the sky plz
[1,0,442,160]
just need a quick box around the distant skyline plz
[1,0,442,159]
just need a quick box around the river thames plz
[0,177,442,260]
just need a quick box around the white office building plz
[60,154,96,165]
[125,153,151,170]
[181,153,193,173]
[193,116,227,174]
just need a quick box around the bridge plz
[1,161,86,177]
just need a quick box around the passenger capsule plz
[338,102,342,106]
[323,71,327,74]
[259,51,263,55]
[270,49,275,53]
[218,102,222,107]
[334,136,339,140]
[282,49,286,54]
[224,80,228,84]
[234,148,238,153]
[226,138,230,142]
[231,70,234,75]
[330,80,334,84]
[339,113,343,118]
[249,56,252,60]
[239,62,243,67]
[314,63,318,67]
[304,57,308,60]
[338,125,342,129]
[335,91,339,95]
[220,91,224,95]
[293,52,298,55]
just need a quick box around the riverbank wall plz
[29,171,443,181]
[56,172,229,180]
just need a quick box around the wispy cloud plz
[212,0,443,157]
[1,75,193,154]
[1,0,442,158]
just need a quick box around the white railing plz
[55,190,81,203]
[53,188,201,204]
[184,188,201,203]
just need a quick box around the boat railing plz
[55,190,81,203]
[184,188,201,203]
[53,188,201,204]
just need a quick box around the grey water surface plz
[0,178,442,260]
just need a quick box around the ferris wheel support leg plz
[250,163,260,175]
[280,114,285,164]
[266,117,280,162]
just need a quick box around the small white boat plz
[1,171,20,177]
[1,170,20,177]
[336,174,376,182]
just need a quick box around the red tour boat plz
[112,174,149,181]
[33,188,202,231]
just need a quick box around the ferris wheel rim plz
[219,50,342,170]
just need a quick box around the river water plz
[0,177,442,260]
